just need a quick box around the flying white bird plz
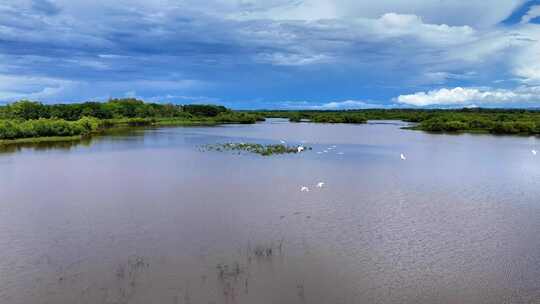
[280,140,286,144]
[400,153,406,160]
[300,186,310,192]
[316,182,325,188]
[533,150,537,155]
[297,146,305,153]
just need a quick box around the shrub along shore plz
[253,108,540,135]
[0,99,264,144]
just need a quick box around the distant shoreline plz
[3,100,540,146]
[0,118,255,146]
[0,100,264,145]
[253,108,540,135]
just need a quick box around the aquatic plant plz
[201,143,312,156]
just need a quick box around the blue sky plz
[1,0,540,109]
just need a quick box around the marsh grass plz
[0,135,84,145]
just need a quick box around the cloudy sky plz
[1,0,540,109]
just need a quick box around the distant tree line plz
[0,99,264,141]
[4,99,540,141]
[253,108,540,135]
[0,99,236,121]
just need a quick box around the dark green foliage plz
[289,114,302,122]
[416,113,538,134]
[7,100,48,120]
[182,104,228,117]
[214,112,258,124]
[0,117,100,140]
[107,98,145,118]
[311,113,366,123]
[0,98,192,121]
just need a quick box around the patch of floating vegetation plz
[201,143,311,156]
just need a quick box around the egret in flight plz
[316,182,325,188]
[280,140,286,144]
[400,153,406,160]
[297,146,305,153]
[533,150,537,155]
[300,186,310,192]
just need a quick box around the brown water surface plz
[1,119,540,303]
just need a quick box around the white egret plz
[400,153,406,160]
[533,150,537,155]
[300,186,310,192]
[316,182,325,188]
[280,140,286,144]
[297,146,305,153]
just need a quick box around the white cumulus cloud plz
[0,75,76,102]
[521,5,540,24]
[311,100,388,109]
[396,86,540,106]
[254,52,333,66]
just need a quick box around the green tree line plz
[252,108,540,135]
[0,99,263,141]
[0,99,235,121]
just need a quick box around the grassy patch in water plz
[202,143,311,156]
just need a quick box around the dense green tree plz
[8,100,48,120]
[182,104,228,117]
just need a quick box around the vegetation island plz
[2,98,540,145]
[202,143,311,156]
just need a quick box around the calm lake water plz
[1,119,540,304]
